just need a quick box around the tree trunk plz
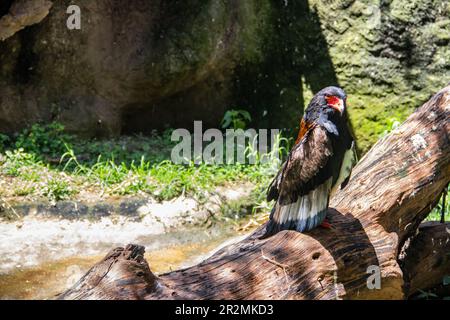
[59,85,450,300]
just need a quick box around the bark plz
[401,222,450,298]
[59,85,450,300]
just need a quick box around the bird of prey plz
[261,86,357,238]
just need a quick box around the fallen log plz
[59,222,450,300]
[400,222,450,298]
[60,85,450,300]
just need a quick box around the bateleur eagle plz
[262,86,357,238]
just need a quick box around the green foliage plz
[70,130,174,167]
[0,134,10,152]
[426,186,449,222]
[221,109,252,130]
[416,289,439,300]
[30,129,289,204]
[2,149,42,177]
[15,122,73,159]
[13,185,35,197]
[0,127,291,208]
[42,178,74,202]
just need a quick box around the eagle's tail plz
[260,180,331,239]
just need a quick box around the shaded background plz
[0,0,449,152]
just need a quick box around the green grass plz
[0,123,288,214]
[2,149,44,177]
[42,179,75,203]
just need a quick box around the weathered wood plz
[59,223,450,300]
[401,222,450,298]
[59,244,159,300]
[60,86,450,300]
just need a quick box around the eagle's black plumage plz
[262,86,356,238]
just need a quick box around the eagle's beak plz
[329,98,344,114]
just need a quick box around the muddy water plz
[0,219,254,300]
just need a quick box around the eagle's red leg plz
[319,218,333,229]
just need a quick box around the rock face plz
[313,0,450,151]
[0,0,270,137]
[0,0,449,152]
[0,0,52,41]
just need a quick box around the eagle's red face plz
[325,95,345,114]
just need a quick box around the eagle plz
[261,86,357,238]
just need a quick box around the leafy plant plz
[13,185,36,197]
[42,178,74,202]
[221,109,252,130]
[0,133,10,152]
[0,127,293,209]
[2,149,41,176]
[15,122,73,159]
[416,289,439,300]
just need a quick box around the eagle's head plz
[305,86,347,121]
[321,86,347,114]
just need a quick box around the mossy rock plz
[0,0,448,154]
